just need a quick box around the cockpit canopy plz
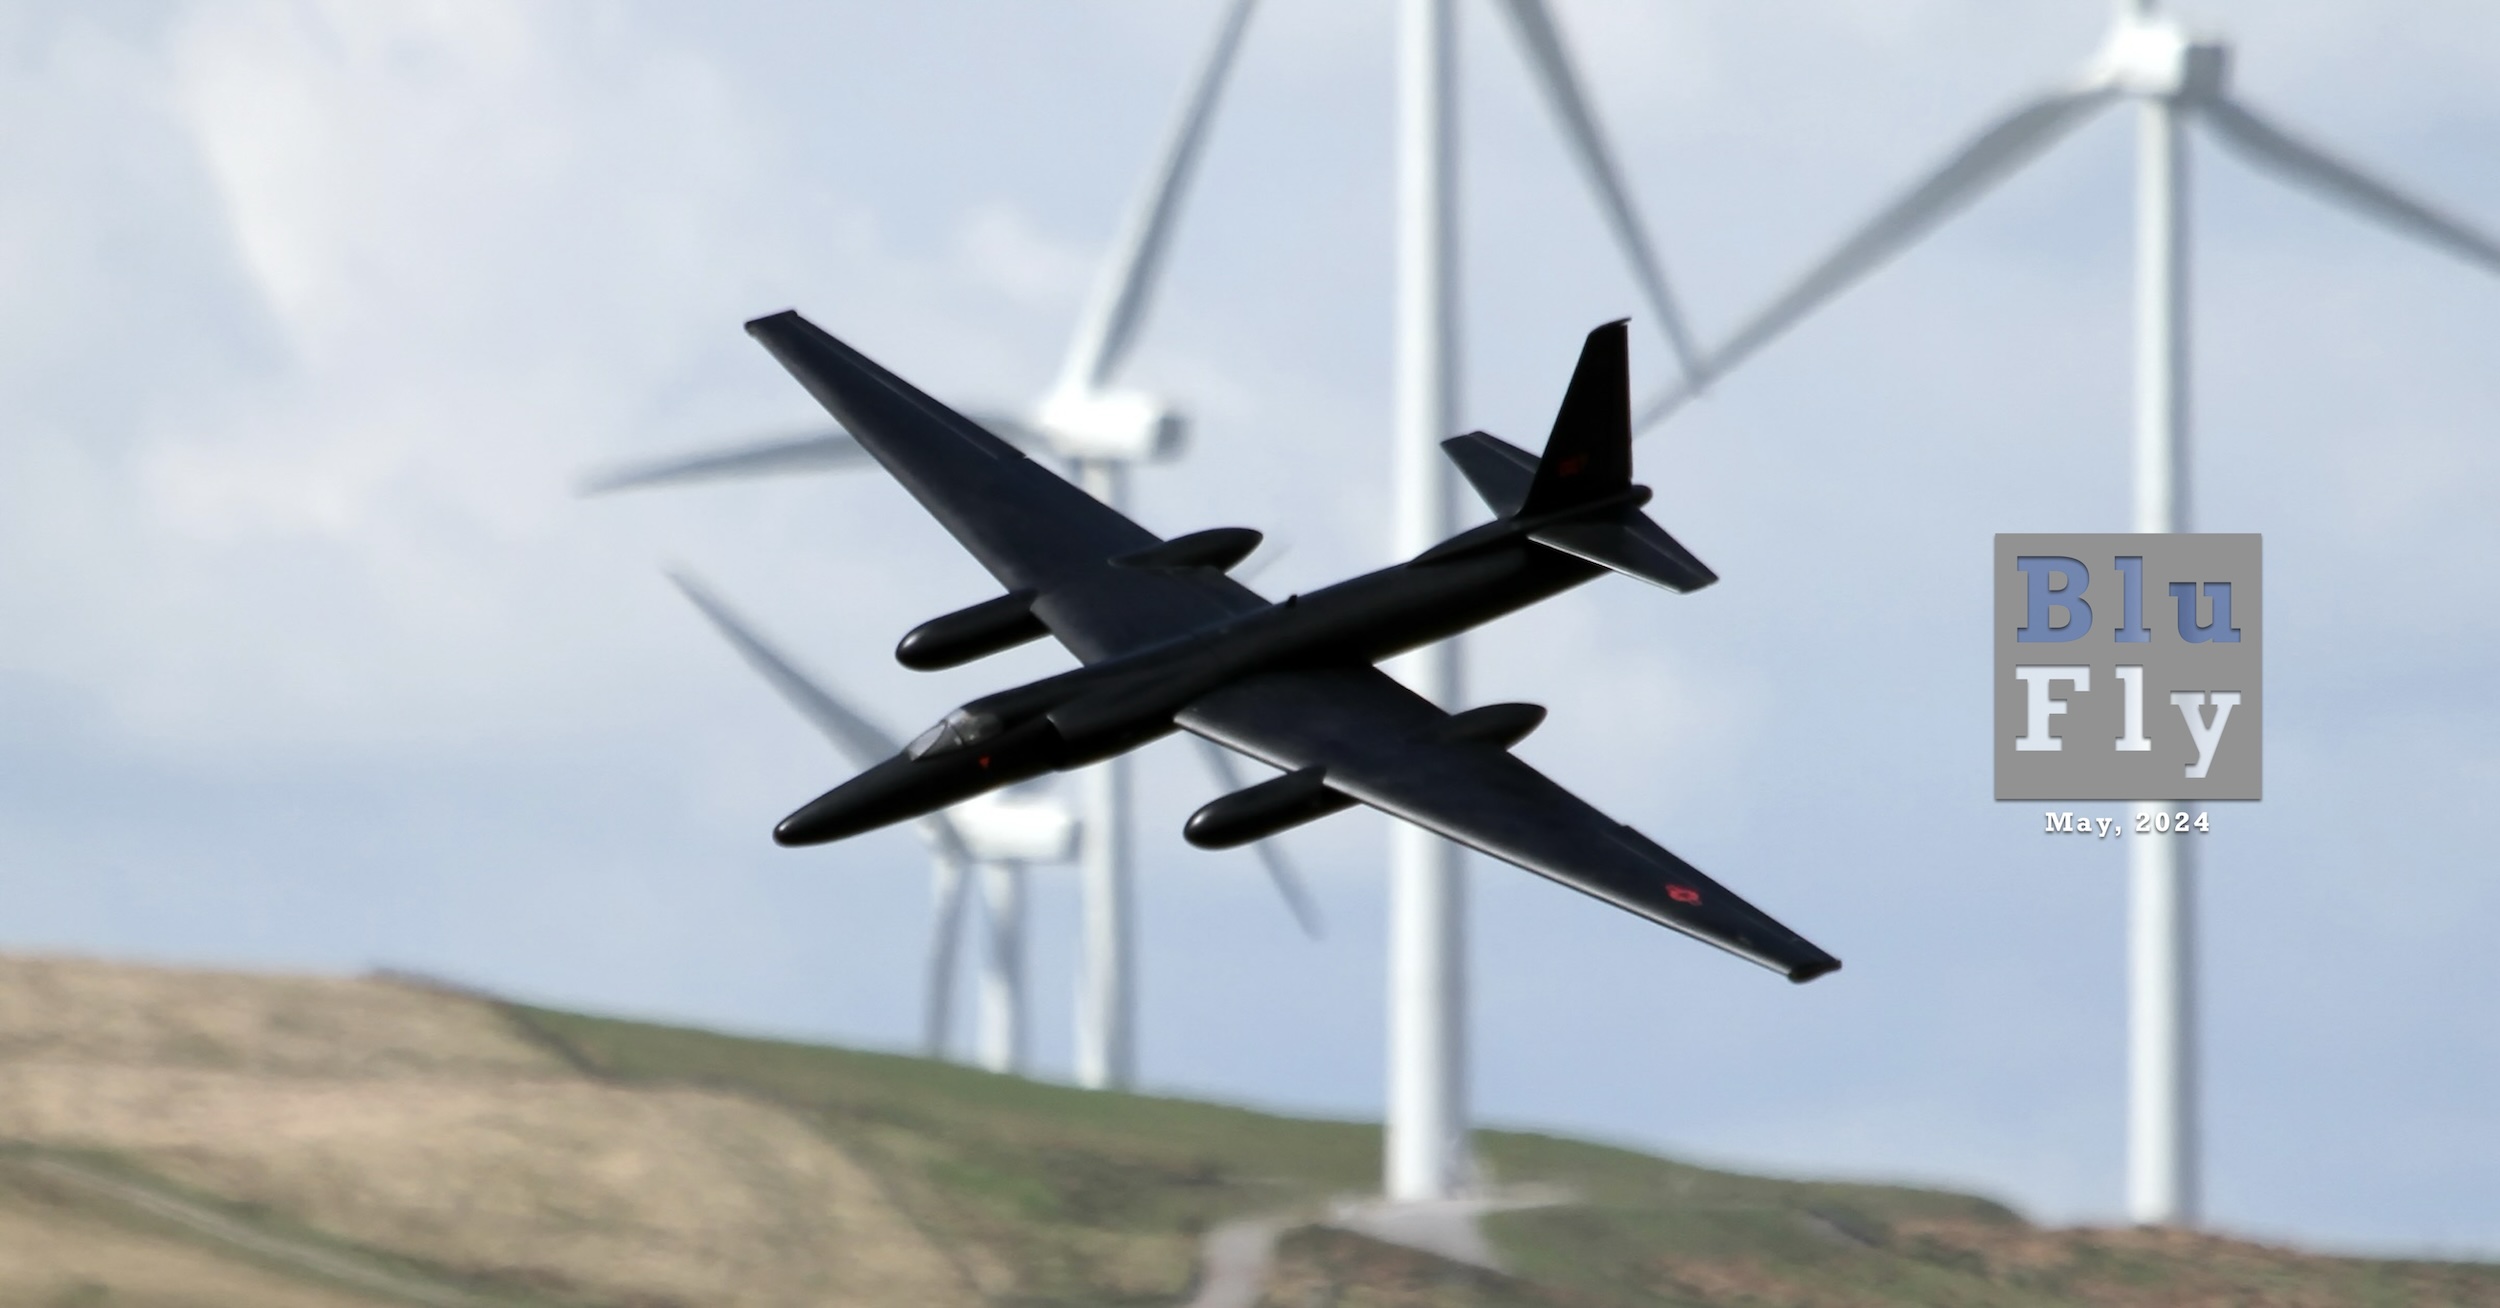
[905,707,1004,760]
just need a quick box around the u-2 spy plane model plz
[747,311,1838,982]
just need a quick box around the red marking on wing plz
[977,756,992,770]
[1665,884,1701,905]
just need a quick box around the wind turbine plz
[1383,0,1708,1202]
[670,573,1077,1073]
[1633,0,2500,1226]
[585,0,1314,1092]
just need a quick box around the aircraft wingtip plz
[1788,956,1843,984]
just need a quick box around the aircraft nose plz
[772,752,989,847]
[773,762,912,846]
[773,790,856,847]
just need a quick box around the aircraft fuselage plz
[772,532,1607,846]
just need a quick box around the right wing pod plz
[1183,766,1356,850]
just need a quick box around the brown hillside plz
[0,955,974,1308]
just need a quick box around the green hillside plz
[0,955,2492,1307]
[509,1003,2500,1308]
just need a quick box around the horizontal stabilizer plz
[1530,515,1717,593]
[1441,431,1538,518]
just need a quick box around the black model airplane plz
[744,311,1838,983]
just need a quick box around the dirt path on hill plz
[1183,1213,1292,1308]
[1181,1186,1575,1307]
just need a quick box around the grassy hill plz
[0,955,2491,1307]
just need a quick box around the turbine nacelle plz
[953,791,1081,864]
[1033,387,1187,464]
[2092,17,2230,103]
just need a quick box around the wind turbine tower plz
[1387,0,1466,1203]
[2121,0,2199,1227]
[1636,0,2500,1226]
[1387,0,1708,1201]
[1046,0,1262,1088]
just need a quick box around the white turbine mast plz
[1388,0,1711,1202]
[1050,0,1263,1093]
[1389,0,1465,1204]
[1632,0,2500,1227]
[669,574,1079,1073]
[588,0,1316,1094]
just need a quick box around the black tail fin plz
[1516,320,1633,518]
[1431,319,1719,593]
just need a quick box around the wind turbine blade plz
[1493,0,1705,389]
[1250,829,1324,939]
[1056,0,1260,393]
[923,847,972,1057]
[668,573,905,768]
[2197,95,2500,278]
[578,432,867,495]
[1191,737,1324,939]
[1636,81,2118,430]
[676,572,981,861]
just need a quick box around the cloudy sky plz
[3,0,2497,1255]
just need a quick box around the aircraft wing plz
[746,311,1267,662]
[1176,667,1840,981]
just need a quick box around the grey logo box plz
[1994,534,2261,801]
